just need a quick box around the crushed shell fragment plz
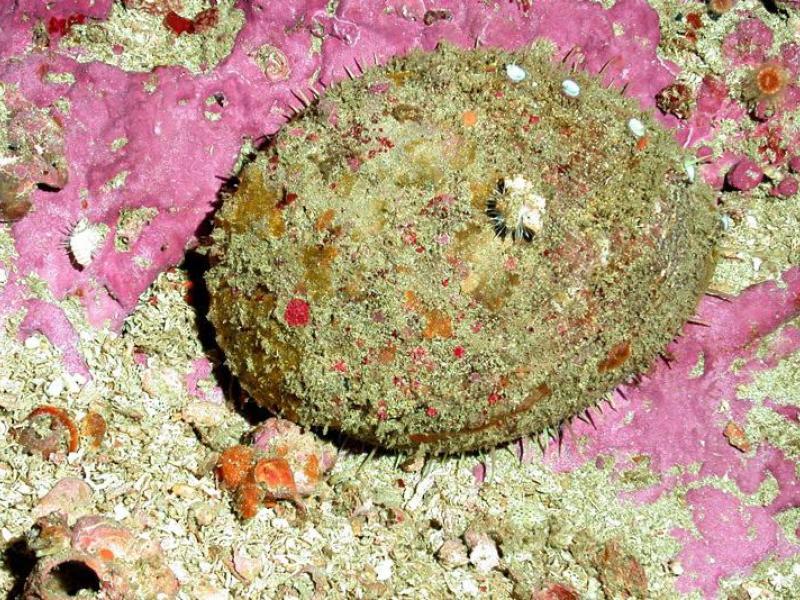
[206,43,719,454]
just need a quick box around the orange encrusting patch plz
[462,110,478,127]
[216,445,254,489]
[303,454,321,484]
[423,309,454,339]
[235,482,265,520]
[253,457,297,498]
[98,548,115,562]
[314,208,336,232]
[708,0,735,14]
[80,411,107,449]
[597,341,632,372]
[28,405,80,453]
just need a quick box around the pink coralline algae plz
[23,514,178,599]
[549,269,800,596]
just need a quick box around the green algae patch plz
[206,43,719,454]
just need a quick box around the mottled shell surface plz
[206,44,718,454]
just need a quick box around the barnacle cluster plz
[206,43,719,454]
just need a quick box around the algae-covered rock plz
[206,43,719,454]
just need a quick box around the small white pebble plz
[628,117,646,138]
[468,534,499,573]
[561,79,580,98]
[0,268,7,286]
[45,377,64,397]
[460,578,480,596]
[24,336,41,349]
[746,584,763,599]
[505,63,526,83]
[169,561,190,584]
[113,503,130,521]
[375,558,393,581]
[752,256,762,272]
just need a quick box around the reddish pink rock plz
[726,158,764,191]
[772,176,798,198]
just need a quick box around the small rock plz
[561,79,580,98]
[723,421,752,452]
[595,540,648,598]
[375,558,393,581]
[771,176,798,198]
[232,546,262,582]
[533,583,580,600]
[45,377,64,397]
[727,158,764,191]
[506,64,527,83]
[668,558,684,576]
[437,539,469,568]
[465,532,499,573]
[627,118,646,138]
[32,478,93,522]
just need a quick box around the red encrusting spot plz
[284,298,310,327]
[426,407,439,418]
[47,14,85,37]
[487,392,501,406]
[163,11,196,35]
[453,345,465,359]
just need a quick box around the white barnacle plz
[68,218,106,268]
[561,79,580,98]
[487,175,548,242]
[505,63,526,83]
[627,118,646,138]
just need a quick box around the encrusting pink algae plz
[1,0,800,598]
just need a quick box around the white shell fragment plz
[561,79,580,98]
[69,218,106,268]
[683,157,696,183]
[505,63,526,83]
[628,118,646,138]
